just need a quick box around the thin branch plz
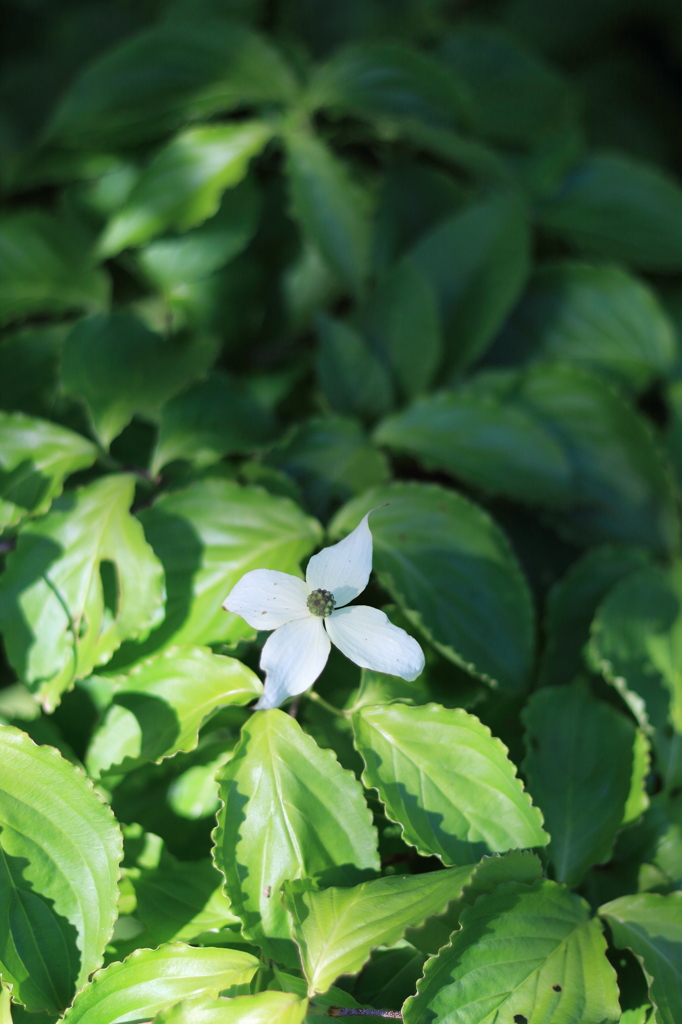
[329,1009,402,1018]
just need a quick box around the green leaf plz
[151,371,277,475]
[285,130,371,297]
[539,543,652,688]
[86,646,262,778]
[439,27,574,148]
[113,478,321,665]
[493,261,676,391]
[61,944,262,1024]
[282,865,476,995]
[0,412,97,530]
[375,365,679,552]
[0,474,165,711]
[135,177,261,292]
[316,316,393,421]
[155,992,308,1024]
[0,325,68,418]
[49,21,297,149]
[352,703,548,864]
[404,880,620,1024]
[600,893,682,1024]
[522,681,649,887]
[99,122,272,256]
[61,312,218,449]
[0,725,122,1013]
[266,416,390,521]
[540,154,682,271]
[409,193,531,376]
[214,709,380,965]
[0,210,109,327]
[330,484,535,692]
[362,258,442,402]
[308,41,470,130]
[589,562,682,790]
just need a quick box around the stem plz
[307,691,347,719]
[329,1010,402,1019]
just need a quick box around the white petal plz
[255,616,331,709]
[222,569,309,630]
[306,509,379,608]
[325,605,425,681]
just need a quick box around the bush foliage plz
[2,1,682,1022]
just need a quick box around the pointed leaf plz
[316,316,393,421]
[283,865,476,995]
[600,893,682,1024]
[214,710,380,965]
[113,479,321,666]
[155,992,308,1024]
[100,122,272,255]
[409,193,531,375]
[0,412,97,530]
[61,944,261,1024]
[540,154,682,271]
[375,364,679,552]
[285,131,371,297]
[404,880,620,1024]
[49,21,297,149]
[86,646,262,778]
[330,484,534,692]
[523,682,649,887]
[0,474,165,711]
[352,703,548,865]
[62,312,217,449]
[0,725,122,1013]
[0,210,109,327]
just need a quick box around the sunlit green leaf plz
[0,474,165,711]
[214,710,380,965]
[600,893,682,1024]
[62,312,218,449]
[404,880,620,1024]
[352,703,548,864]
[62,944,262,1024]
[155,992,308,1024]
[283,866,476,995]
[0,412,97,530]
[523,681,649,886]
[330,484,535,692]
[86,646,261,777]
[0,725,122,1013]
[99,121,272,255]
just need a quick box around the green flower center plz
[307,588,335,618]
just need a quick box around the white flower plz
[222,509,425,710]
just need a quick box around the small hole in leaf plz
[513,1017,528,1024]
[553,984,562,992]
[100,559,120,622]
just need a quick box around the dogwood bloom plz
[223,510,425,709]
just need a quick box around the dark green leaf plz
[0,726,122,1013]
[0,474,165,711]
[0,325,68,418]
[523,681,649,886]
[353,703,548,864]
[151,371,278,475]
[317,316,393,421]
[541,154,682,271]
[214,709,380,965]
[600,893,682,1024]
[0,211,109,327]
[404,880,620,1024]
[99,121,272,255]
[285,130,372,297]
[375,364,679,552]
[0,412,97,530]
[49,21,297,149]
[61,312,217,449]
[409,193,531,376]
[330,484,535,692]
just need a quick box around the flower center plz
[307,588,335,617]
